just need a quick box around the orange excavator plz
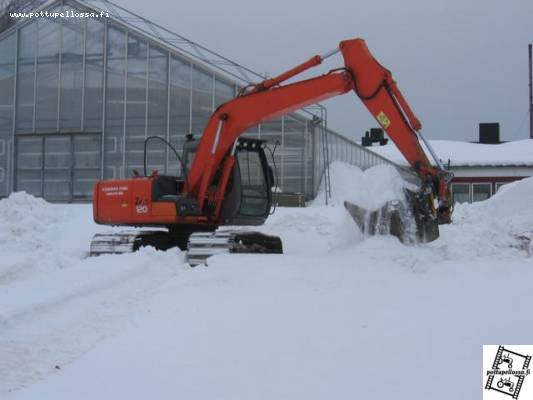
[90,38,453,264]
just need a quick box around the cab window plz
[237,150,269,216]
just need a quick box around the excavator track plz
[186,230,283,266]
[90,229,283,266]
[89,230,179,256]
[90,232,140,256]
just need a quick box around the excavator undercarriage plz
[90,229,283,266]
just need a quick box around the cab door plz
[220,140,273,225]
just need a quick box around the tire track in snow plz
[0,248,184,395]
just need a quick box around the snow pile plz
[262,205,363,255]
[310,162,533,260]
[313,161,416,209]
[0,192,96,281]
[0,192,66,247]
[368,139,533,166]
[441,176,533,257]
[477,175,533,217]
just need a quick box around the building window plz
[191,66,213,135]
[59,5,85,131]
[0,32,16,197]
[15,133,101,201]
[472,183,491,202]
[16,23,37,133]
[104,26,127,179]
[35,14,61,132]
[495,182,507,192]
[451,183,471,204]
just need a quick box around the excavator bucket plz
[344,189,440,243]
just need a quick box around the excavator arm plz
[186,38,453,223]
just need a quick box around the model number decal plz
[135,197,149,214]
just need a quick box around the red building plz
[369,139,533,203]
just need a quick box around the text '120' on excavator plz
[90,38,454,265]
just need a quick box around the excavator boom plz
[186,38,452,223]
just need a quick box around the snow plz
[368,139,533,167]
[312,162,417,210]
[1,164,533,399]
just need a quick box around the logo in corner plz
[484,345,532,399]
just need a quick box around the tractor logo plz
[135,197,149,214]
[499,353,514,370]
[497,377,515,393]
[484,345,532,399]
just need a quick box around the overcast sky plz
[118,0,532,142]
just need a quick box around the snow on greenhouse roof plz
[368,139,533,167]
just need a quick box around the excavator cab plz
[139,135,274,226]
[221,138,274,224]
[181,136,274,225]
[179,136,282,265]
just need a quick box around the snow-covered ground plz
[1,163,532,399]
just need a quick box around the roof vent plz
[479,123,500,144]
